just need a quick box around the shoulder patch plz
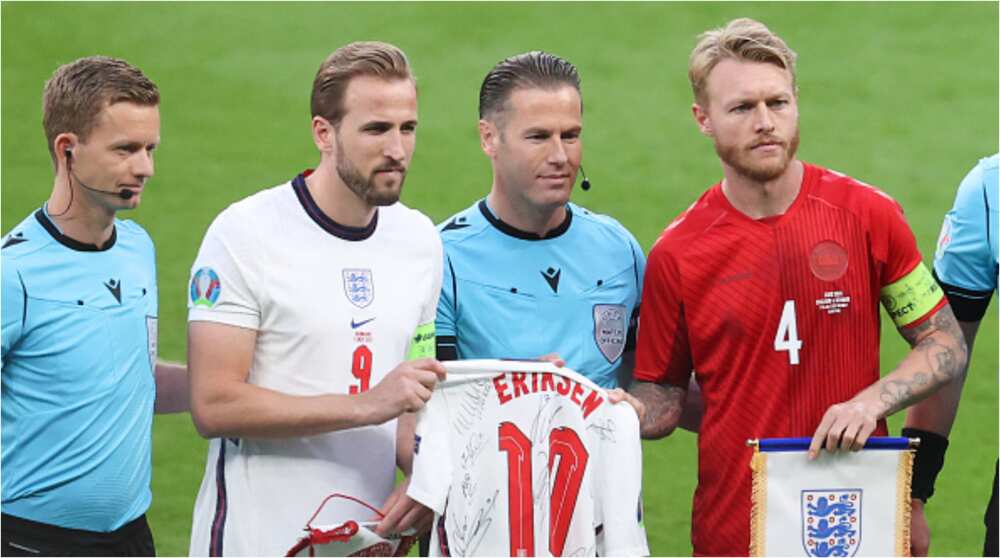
[2,232,28,249]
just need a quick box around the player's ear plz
[312,116,336,155]
[54,133,78,170]
[692,103,713,137]
[479,119,498,157]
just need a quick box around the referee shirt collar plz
[35,207,117,252]
[478,199,572,241]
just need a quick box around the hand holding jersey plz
[362,358,446,423]
[408,360,649,557]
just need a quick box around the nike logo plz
[441,218,470,232]
[104,278,122,304]
[351,317,376,329]
[2,233,27,249]
[540,267,561,293]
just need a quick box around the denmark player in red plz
[630,18,968,557]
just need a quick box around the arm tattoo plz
[630,381,685,439]
[882,305,968,414]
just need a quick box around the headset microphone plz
[65,149,135,200]
[579,166,592,191]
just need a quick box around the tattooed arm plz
[807,304,968,458]
[630,381,687,439]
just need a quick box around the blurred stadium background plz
[2,2,997,555]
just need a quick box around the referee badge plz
[593,304,626,363]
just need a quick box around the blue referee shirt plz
[436,200,645,388]
[1,208,157,531]
[934,154,999,321]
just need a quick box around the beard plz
[715,127,800,182]
[335,136,406,207]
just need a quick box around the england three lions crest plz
[593,304,626,363]
[801,489,862,557]
[343,269,374,308]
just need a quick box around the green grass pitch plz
[2,3,996,556]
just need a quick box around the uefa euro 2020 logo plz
[190,267,221,308]
[801,489,861,557]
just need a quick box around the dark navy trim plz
[478,199,572,241]
[984,183,994,263]
[209,441,228,556]
[292,174,378,241]
[446,254,458,317]
[758,436,911,452]
[436,335,458,361]
[34,209,116,251]
[17,271,27,329]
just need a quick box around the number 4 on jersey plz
[774,300,803,365]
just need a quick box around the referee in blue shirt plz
[435,51,646,390]
[1,56,188,556]
[903,154,998,556]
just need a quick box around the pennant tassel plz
[895,450,915,557]
[749,445,767,557]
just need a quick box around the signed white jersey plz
[187,175,442,556]
[408,360,648,557]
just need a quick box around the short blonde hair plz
[688,18,797,105]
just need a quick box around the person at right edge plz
[629,18,969,556]
[907,153,997,556]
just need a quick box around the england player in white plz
[408,360,649,557]
[186,42,445,556]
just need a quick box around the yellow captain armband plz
[880,262,944,328]
[406,322,436,360]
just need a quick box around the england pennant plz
[749,437,916,557]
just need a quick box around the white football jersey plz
[187,175,442,556]
[408,360,649,557]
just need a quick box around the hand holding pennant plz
[748,436,919,557]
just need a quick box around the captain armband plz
[406,322,436,360]
[879,263,944,328]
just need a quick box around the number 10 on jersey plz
[498,422,588,557]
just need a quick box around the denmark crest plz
[801,489,862,557]
[593,304,626,363]
[343,269,374,308]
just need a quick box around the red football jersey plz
[635,163,945,556]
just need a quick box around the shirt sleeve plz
[596,403,650,556]
[933,158,998,321]
[624,233,647,354]
[1,260,25,361]
[407,232,443,360]
[187,211,261,329]
[406,389,453,515]
[634,241,691,386]
[869,191,946,329]
[435,250,459,360]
